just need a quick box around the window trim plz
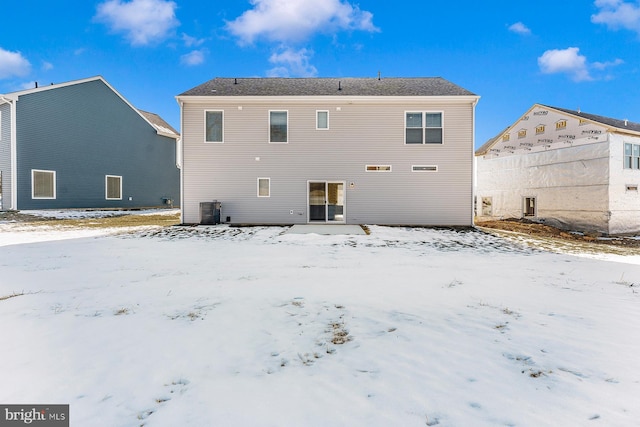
[411,165,438,172]
[405,111,444,145]
[31,169,56,199]
[204,110,224,143]
[365,165,392,172]
[269,110,288,143]
[316,110,329,130]
[257,177,270,197]
[105,175,123,200]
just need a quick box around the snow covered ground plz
[1,215,639,426]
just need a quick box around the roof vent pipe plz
[234,78,238,85]
[35,82,38,88]
[338,81,342,91]
[378,71,381,80]
[624,119,628,126]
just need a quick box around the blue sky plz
[2,0,639,147]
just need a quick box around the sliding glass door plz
[308,181,345,223]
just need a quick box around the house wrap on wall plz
[176,77,479,226]
[0,76,180,211]
[475,104,640,235]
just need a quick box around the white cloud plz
[592,0,640,35]
[508,22,531,35]
[180,49,206,66]
[592,58,625,69]
[226,0,379,45]
[538,47,592,82]
[0,47,31,79]
[181,33,206,48]
[94,0,179,46]
[42,61,54,71]
[267,47,318,77]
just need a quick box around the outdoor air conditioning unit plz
[200,201,221,225]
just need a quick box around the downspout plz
[471,97,479,227]
[0,95,18,210]
[178,99,185,224]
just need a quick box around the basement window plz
[412,165,438,172]
[626,184,638,192]
[365,165,391,172]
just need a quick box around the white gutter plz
[0,94,18,210]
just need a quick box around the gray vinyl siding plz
[182,98,475,225]
[0,103,10,210]
[14,80,179,209]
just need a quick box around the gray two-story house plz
[0,76,180,211]
[176,77,479,225]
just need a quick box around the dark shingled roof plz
[542,105,640,133]
[139,110,180,137]
[179,77,477,97]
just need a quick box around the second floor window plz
[624,143,640,169]
[270,111,288,143]
[406,112,443,144]
[317,111,329,129]
[205,111,223,143]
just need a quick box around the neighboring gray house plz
[176,77,479,225]
[475,104,640,235]
[0,76,180,210]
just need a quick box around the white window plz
[205,111,223,143]
[106,175,122,200]
[258,178,270,197]
[316,110,329,130]
[365,165,391,172]
[269,111,288,143]
[32,169,56,199]
[624,143,640,169]
[412,165,438,172]
[405,112,443,144]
